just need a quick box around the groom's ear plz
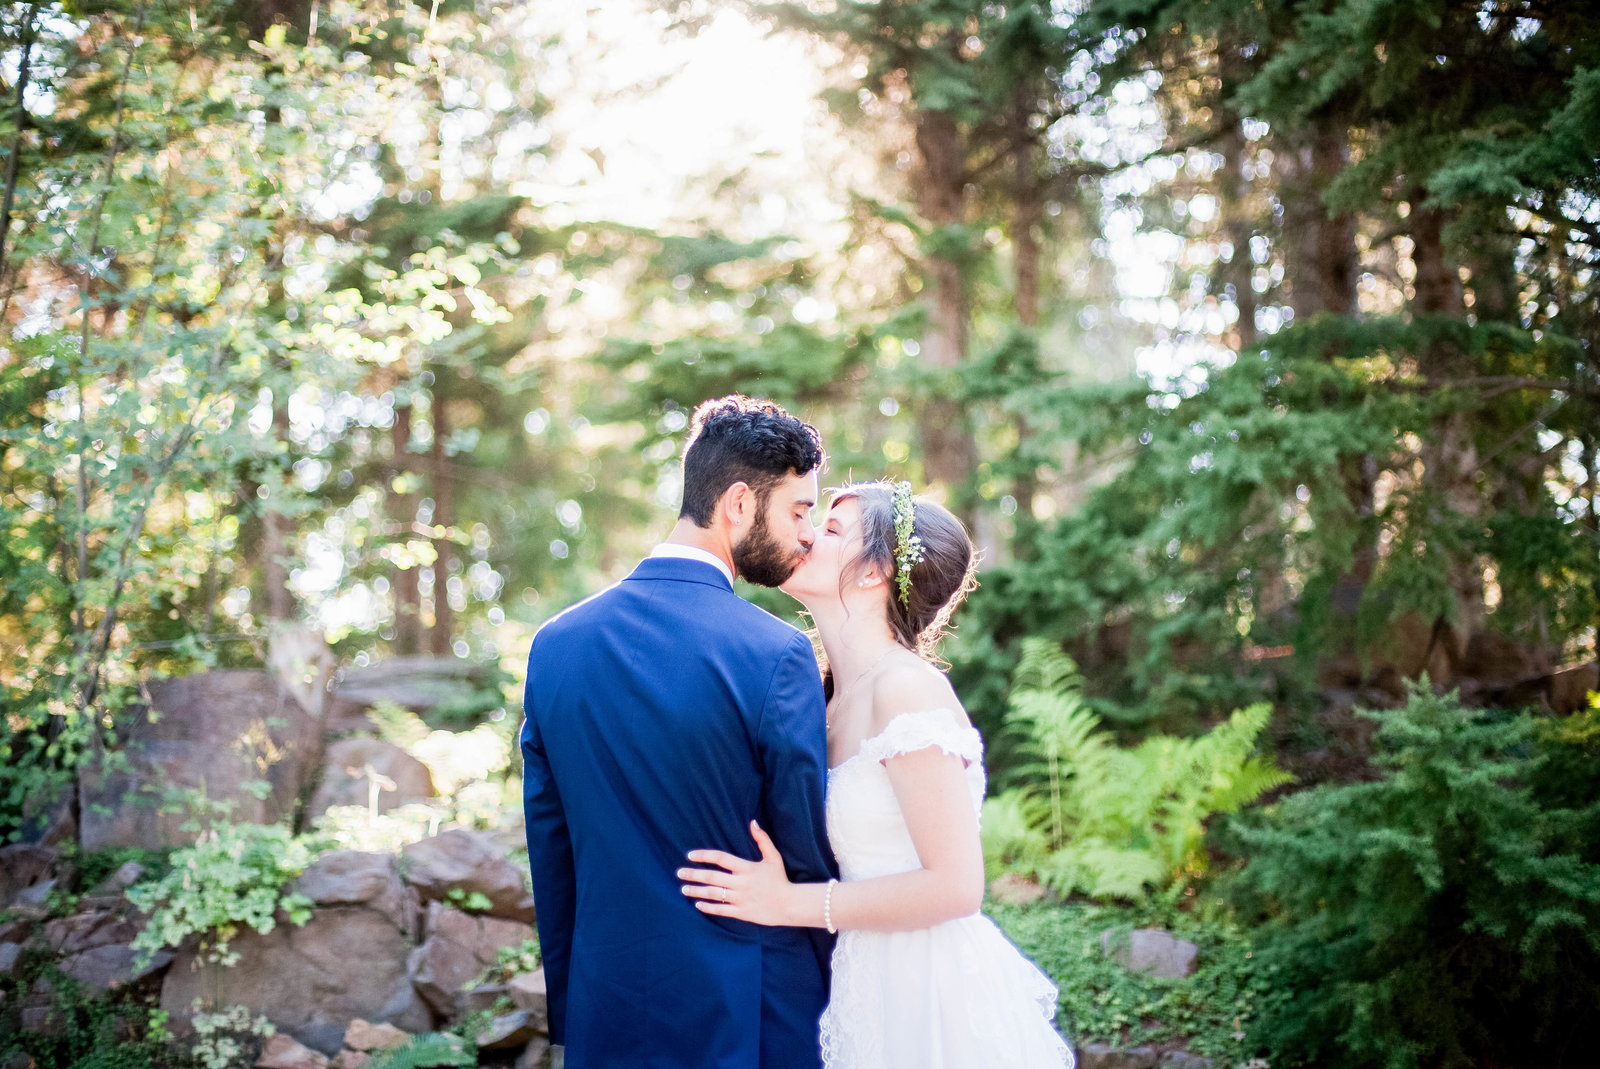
[720,481,754,529]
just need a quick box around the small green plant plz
[472,936,542,987]
[189,1004,276,1069]
[983,639,1292,899]
[127,821,318,967]
[365,1032,477,1069]
[446,887,494,914]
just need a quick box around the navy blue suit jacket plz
[521,556,836,1068]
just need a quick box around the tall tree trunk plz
[913,105,979,522]
[1411,202,1484,644]
[428,374,454,656]
[261,397,295,621]
[1009,92,1042,538]
[0,4,39,290]
[390,402,422,654]
[1279,125,1357,321]
[1216,110,1258,352]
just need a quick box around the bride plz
[679,480,1073,1068]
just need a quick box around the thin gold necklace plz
[825,644,901,727]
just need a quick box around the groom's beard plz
[733,509,804,588]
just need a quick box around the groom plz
[521,395,836,1068]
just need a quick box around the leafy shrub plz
[0,967,172,1069]
[1224,685,1600,1069]
[990,900,1266,1061]
[984,639,1291,899]
[127,821,318,967]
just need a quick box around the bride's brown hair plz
[831,481,978,663]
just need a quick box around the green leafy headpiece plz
[891,481,925,607]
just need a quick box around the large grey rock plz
[45,910,140,956]
[78,672,322,852]
[308,737,434,818]
[402,829,534,922]
[988,872,1047,906]
[90,861,147,895]
[0,943,22,976]
[477,1010,539,1051]
[461,982,510,1016]
[332,657,500,714]
[256,1033,330,1069]
[161,904,429,1055]
[343,1019,409,1052]
[1100,928,1199,979]
[407,903,535,1020]
[516,1037,553,1069]
[1078,1045,1159,1069]
[1159,1053,1214,1069]
[0,845,56,909]
[293,850,415,931]
[507,969,548,1034]
[58,943,171,990]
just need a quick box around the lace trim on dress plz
[855,707,984,768]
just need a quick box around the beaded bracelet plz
[823,879,838,934]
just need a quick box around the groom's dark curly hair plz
[679,395,824,527]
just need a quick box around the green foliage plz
[1224,685,1600,1068]
[446,888,494,914]
[473,936,543,988]
[126,822,319,968]
[984,640,1291,899]
[0,967,174,1069]
[63,845,172,896]
[187,1005,276,1069]
[365,1033,477,1069]
[990,901,1265,1062]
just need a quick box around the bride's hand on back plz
[679,820,805,927]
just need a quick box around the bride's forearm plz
[783,866,984,932]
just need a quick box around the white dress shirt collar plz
[649,542,734,587]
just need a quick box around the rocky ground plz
[0,648,1231,1068]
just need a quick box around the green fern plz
[985,639,1292,900]
[364,1033,476,1069]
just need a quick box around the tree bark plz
[1412,202,1484,639]
[1279,125,1357,321]
[428,374,454,657]
[0,4,39,287]
[261,397,295,621]
[390,402,422,655]
[1009,93,1041,533]
[912,106,979,521]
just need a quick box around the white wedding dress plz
[818,708,1074,1069]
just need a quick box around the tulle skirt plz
[818,912,1074,1069]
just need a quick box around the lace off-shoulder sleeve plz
[859,708,984,767]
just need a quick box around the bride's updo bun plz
[834,481,978,659]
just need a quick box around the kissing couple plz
[521,395,1072,1068]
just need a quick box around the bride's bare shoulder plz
[868,654,969,733]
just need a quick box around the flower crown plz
[891,481,925,607]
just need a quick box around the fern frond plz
[1039,841,1167,901]
[981,789,1052,871]
[1012,637,1083,695]
[365,1033,476,1069]
[1210,755,1295,814]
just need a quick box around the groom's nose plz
[797,523,817,549]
